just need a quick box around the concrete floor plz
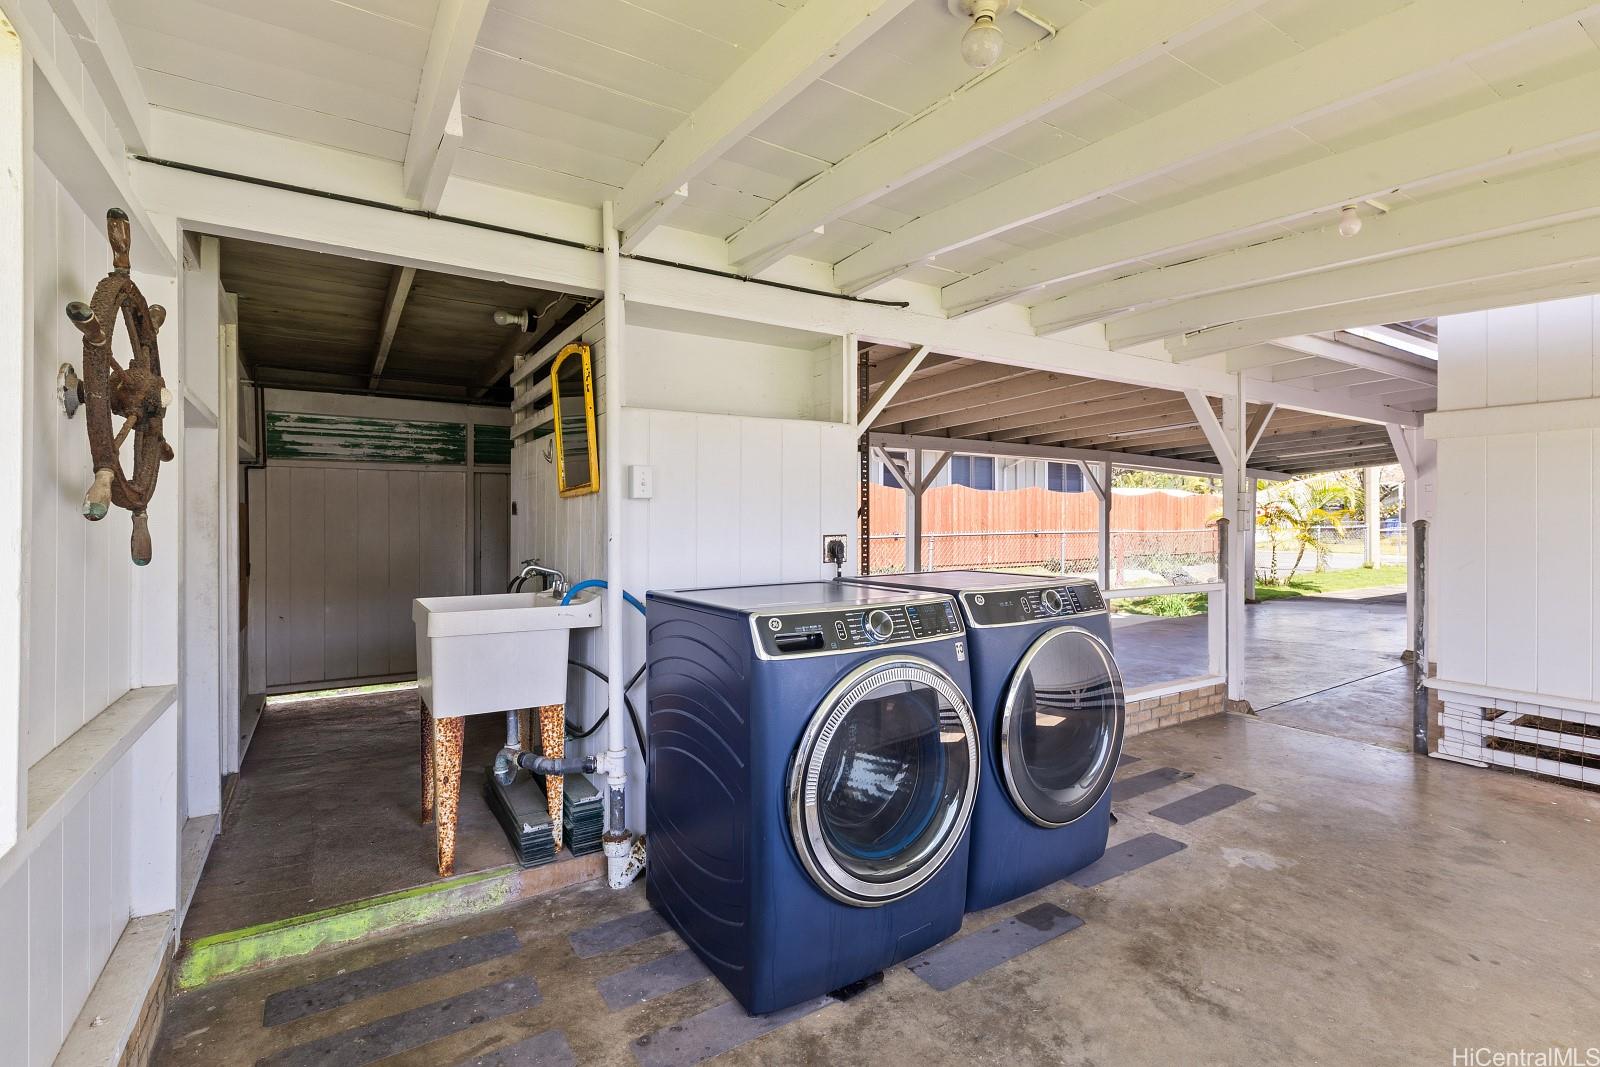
[154,712,1600,1066]
[1114,592,1413,750]
[185,689,536,939]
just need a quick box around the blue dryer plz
[848,571,1125,911]
[645,581,981,1015]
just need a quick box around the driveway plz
[1112,592,1413,750]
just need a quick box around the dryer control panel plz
[959,581,1106,627]
[754,597,962,658]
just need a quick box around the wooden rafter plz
[368,266,416,391]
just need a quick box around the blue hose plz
[562,578,646,616]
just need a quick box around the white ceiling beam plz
[1216,345,1298,373]
[1308,367,1394,392]
[1270,357,1346,382]
[870,431,1288,482]
[858,344,927,434]
[48,0,151,153]
[129,151,1420,427]
[615,0,920,247]
[1245,405,1276,458]
[726,0,1265,273]
[1269,334,1435,386]
[403,0,491,208]
[1172,256,1600,357]
[1031,154,1600,335]
[368,266,416,390]
[1107,213,1600,347]
[621,185,687,253]
[945,67,1600,315]
[835,0,1597,295]
[1363,385,1440,412]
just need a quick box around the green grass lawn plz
[1116,563,1408,617]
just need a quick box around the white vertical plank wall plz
[511,318,854,830]
[1433,297,1600,779]
[3,131,175,1066]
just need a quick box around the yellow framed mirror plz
[551,342,600,497]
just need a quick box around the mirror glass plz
[551,344,598,496]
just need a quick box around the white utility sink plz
[413,588,602,717]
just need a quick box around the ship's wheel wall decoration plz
[58,208,173,566]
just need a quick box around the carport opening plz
[859,338,1425,753]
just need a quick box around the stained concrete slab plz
[1112,591,1407,705]
[184,689,544,940]
[153,713,1600,1066]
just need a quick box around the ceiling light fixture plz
[949,0,1016,69]
[1337,205,1363,238]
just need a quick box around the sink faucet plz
[513,558,569,597]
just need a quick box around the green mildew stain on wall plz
[266,412,469,465]
[174,866,514,990]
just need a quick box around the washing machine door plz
[788,657,979,906]
[999,626,1125,828]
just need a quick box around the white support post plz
[0,17,28,853]
[1190,382,1250,704]
[906,449,923,572]
[1242,481,1258,600]
[1082,461,1112,591]
[1387,423,1438,660]
[1363,465,1381,567]
[600,202,639,888]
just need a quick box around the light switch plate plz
[628,465,654,499]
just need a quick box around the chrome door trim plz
[998,625,1125,828]
[786,655,979,907]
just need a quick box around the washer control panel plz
[755,597,962,657]
[959,581,1106,627]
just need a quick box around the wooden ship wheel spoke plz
[60,208,173,566]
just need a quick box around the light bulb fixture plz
[492,308,530,329]
[1337,205,1362,238]
[950,0,1017,70]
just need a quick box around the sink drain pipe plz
[599,202,644,889]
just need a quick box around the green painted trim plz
[175,866,511,990]
[266,411,468,465]
[473,423,512,466]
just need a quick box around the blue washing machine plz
[645,581,981,1015]
[848,571,1125,911]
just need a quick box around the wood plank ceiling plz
[217,237,585,403]
[104,0,1600,422]
[863,343,1399,476]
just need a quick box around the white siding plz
[4,149,156,1066]
[511,318,854,830]
[251,465,470,689]
[1434,296,1600,704]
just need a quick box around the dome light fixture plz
[1337,205,1363,238]
[950,0,1017,70]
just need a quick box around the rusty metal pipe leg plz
[432,715,465,876]
[420,706,435,825]
[539,704,565,851]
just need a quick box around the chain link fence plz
[1255,521,1409,578]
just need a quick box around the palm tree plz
[1256,477,1352,584]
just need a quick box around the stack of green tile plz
[482,768,559,868]
[561,772,605,856]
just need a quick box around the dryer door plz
[788,657,979,906]
[999,626,1125,828]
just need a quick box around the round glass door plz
[788,658,979,906]
[1000,627,1124,828]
